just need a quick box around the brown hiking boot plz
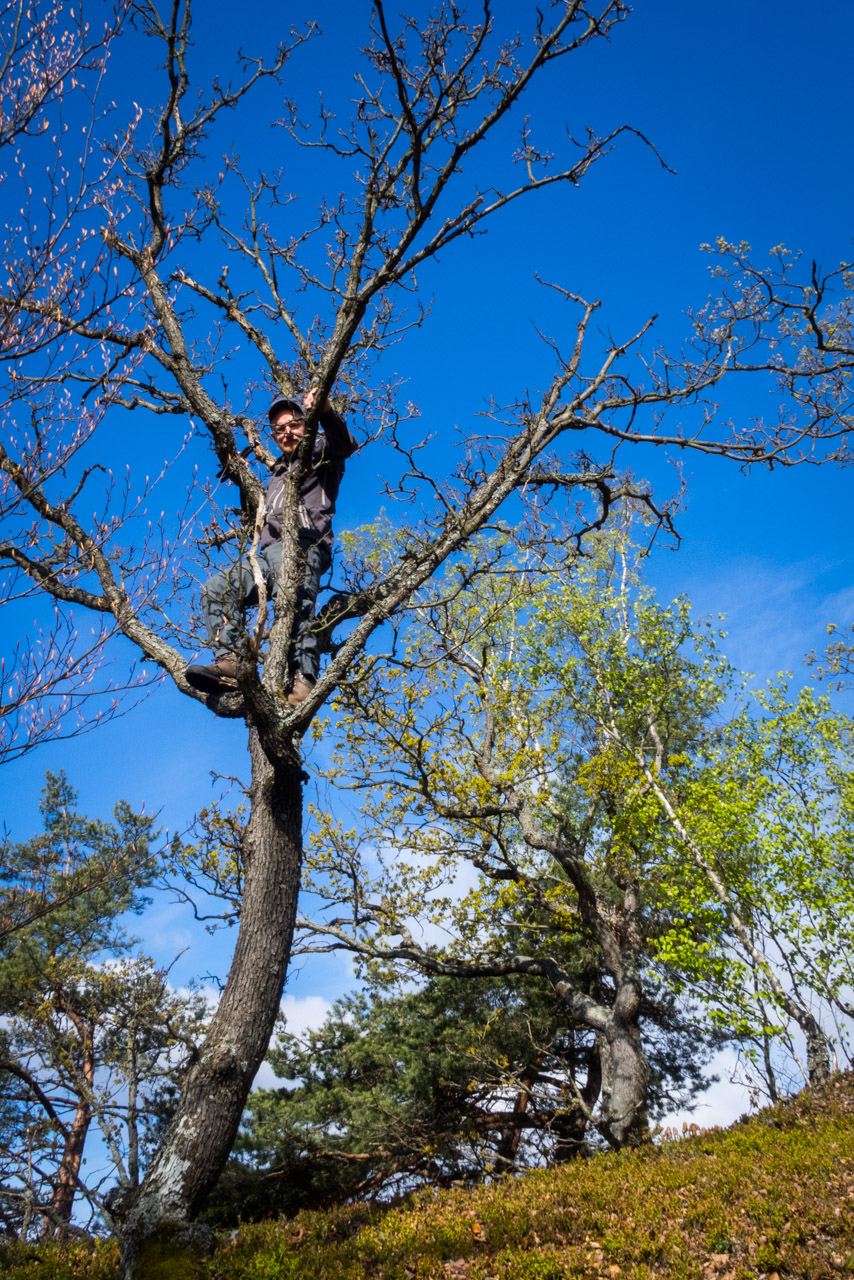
[185,652,239,694]
[287,672,315,706]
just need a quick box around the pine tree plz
[0,774,206,1237]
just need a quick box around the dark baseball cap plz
[268,396,305,423]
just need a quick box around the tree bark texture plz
[804,1013,833,1087]
[44,1098,91,1236]
[42,1007,96,1237]
[115,726,303,1278]
[602,911,650,1148]
[598,1019,649,1148]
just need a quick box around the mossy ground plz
[5,1075,853,1279]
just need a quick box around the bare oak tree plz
[0,1,851,1272]
[0,0,132,764]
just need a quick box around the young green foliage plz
[298,526,854,1140]
[295,532,723,1149]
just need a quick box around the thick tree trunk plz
[598,1021,649,1147]
[597,975,650,1150]
[803,1012,833,1087]
[114,726,303,1279]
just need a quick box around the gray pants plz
[200,537,331,682]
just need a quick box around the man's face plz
[271,410,306,455]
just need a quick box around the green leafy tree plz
[295,529,854,1143]
[500,531,854,1097]
[289,532,709,1147]
[645,681,854,1100]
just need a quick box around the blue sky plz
[2,0,853,1120]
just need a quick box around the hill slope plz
[5,1074,854,1279]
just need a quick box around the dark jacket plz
[260,409,357,550]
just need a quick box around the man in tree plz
[186,387,357,704]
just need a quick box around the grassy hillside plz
[5,1074,853,1279]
